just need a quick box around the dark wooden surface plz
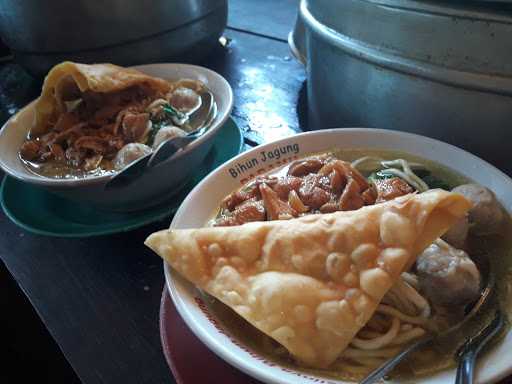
[0,1,303,383]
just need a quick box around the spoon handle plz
[455,351,476,384]
[454,310,505,384]
[360,336,432,384]
[147,135,196,168]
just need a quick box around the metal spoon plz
[146,126,209,169]
[104,154,153,191]
[455,309,505,384]
[147,91,215,168]
[104,91,214,191]
[185,91,215,132]
[360,253,495,384]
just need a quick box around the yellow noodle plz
[365,313,390,333]
[399,279,431,318]
[377,304,428,325]
[351,317,400,350]
[390,327,426,346]
[382,288,416,315]
[386,277,431,318]
[401,272,419,290]
[401,323,413,332]
[357,330,384,339]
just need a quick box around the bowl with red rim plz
[164,128,512,384]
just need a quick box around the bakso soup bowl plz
[0,63,233,211]
[164,128,512,384]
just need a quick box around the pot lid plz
[303,0,512,78]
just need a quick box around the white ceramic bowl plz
[0,63,233,211]
[164,128,512,384]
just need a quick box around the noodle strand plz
[390,327,426,345]
[377,304,428,325]
[351,317,400,350]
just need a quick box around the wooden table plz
[0,1,304,383]
[2,1,510,383]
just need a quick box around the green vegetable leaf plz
[412,169,430,179]
[421,174,450,190]
[147,103,188,146]
[368,170,395,183]
[146,121,164,147]
[163,104,187,124]
[163,105,180,117]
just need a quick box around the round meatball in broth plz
[452,184,503,235]
[152,126,187,149]
[416,240,480,306]
[168,87,200,113]
[442,215,470,249]
[113,143,152,170]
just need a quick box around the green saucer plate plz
[0,118,243,237]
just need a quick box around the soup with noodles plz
[206,148,512,381]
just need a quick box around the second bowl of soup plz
[157,128,512,384]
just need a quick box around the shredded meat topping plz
[374,177,414,203]
[19,141,41,161]
[122,112,150,142]
[260,183,297,220]
[215,199,266,226]
[215,155,379,227]
[19,83,167,171]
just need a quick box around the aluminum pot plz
[0,0,227,76]
[298,0,512,174]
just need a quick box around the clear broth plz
[20,154,115,179]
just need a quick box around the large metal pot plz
[299,0,512,174]
[0,0,227,76]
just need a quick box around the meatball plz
[152,126,187,149]
[452,184,504,235]
[122,112,150,142]
[168,87,200,112]
[416,240,480,306]
[113,143,152,170]
[442,215,470,249]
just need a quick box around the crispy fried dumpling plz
[33,62,172,136]
[145,190,471,368]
